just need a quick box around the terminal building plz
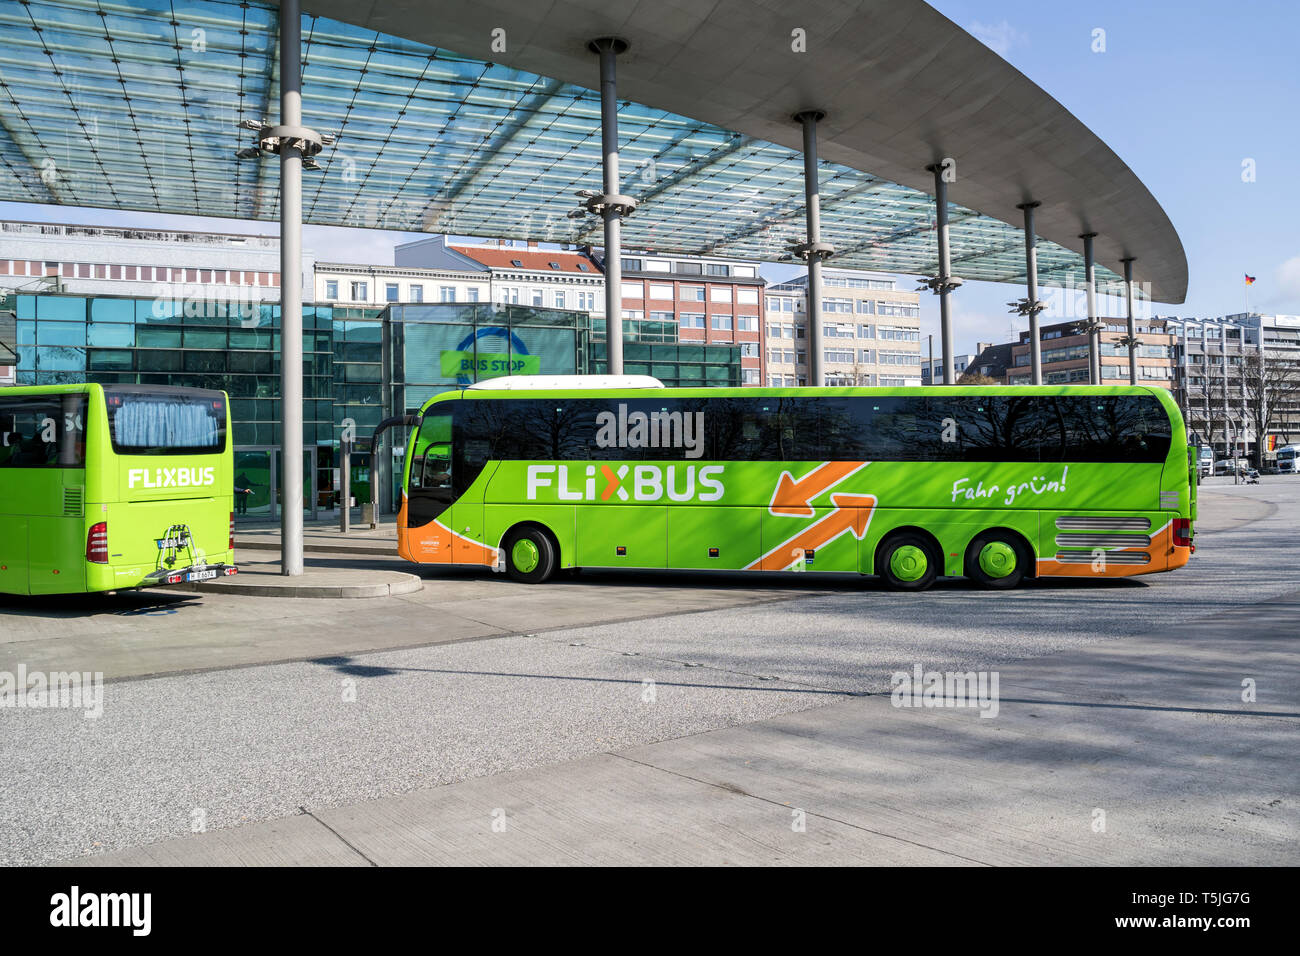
[5,291,741,521]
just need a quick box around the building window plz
[410,285,424,303]
[440,286,457,302]
[706,264,729,276]
[649,283,674,300]
[351,281,368,301]
[467,288,480,302]
[385,283,400,303]
[623,282,644,299]
[742,368,760,384]
[736,315,757,332]
[710,287,732,303]
[324,280,339,299]
[681,285,706,301]
[857,300,875,314]
[737,289,759,305]
[675,261,702,275]
[531,289,544,307]
[553,290,566,308]
[710,315,733,330]
[824,348,856,364]
[680,313,705,329]
[621,258,642,272]
[740,343,759,358]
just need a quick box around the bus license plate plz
[185,569,218,582]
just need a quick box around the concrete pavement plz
[1,481,1297,865]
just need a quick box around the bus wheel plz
[964,532,1028,590]
[503,526,557,584]
[877,533,940,591]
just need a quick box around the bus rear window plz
[106,389,227,456]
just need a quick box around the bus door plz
[405,412,456,562]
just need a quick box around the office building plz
[764,269,922,387]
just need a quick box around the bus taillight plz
[1173,518,1192,548]
[86,522,109,564]
[229,512,235,551]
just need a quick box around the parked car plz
[1213,460,1235,476]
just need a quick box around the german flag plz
[1245,274,1257,285]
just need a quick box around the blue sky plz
[3,0,1295,356]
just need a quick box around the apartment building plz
[1005,318,1177,387]
[395,235,604,318]
[314,262,489,309]
[617,253,764,385]
[0,220,312,302]
[764,268,922,386]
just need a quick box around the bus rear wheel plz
[877,532,940,591]
[503,526,558,584]
[964,532,1029,590]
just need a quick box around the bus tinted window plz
[0,394,89,468]
[441,392,1171,467]
[106,388,227,456]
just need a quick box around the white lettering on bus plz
[951,466,1068,505]
[525,463,724,502]
[127,467,216,489]
[594,404,704,459]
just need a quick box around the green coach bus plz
[0,384,237,595]
[397,377,1196,591]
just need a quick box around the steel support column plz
[1122,257,1137,385]
[279,0,303,575]
[1081,232,1099,385]
[592,38,629,374]
[1019,202,1043,385]
[795,111,830,387]
[929,163,957,384]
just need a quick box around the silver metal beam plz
[279,0,304,576]
[1081,232,1099,385]
[797,111,827,387]
[1019,201,1042,385]
[592,38,628,375]
[930,162,955,385]
[1122,256,1137,385]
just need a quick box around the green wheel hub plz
[511,538,541,574]
[889,544,928,581]
[978,541,1017,579]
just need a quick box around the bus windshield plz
[105,388,227,456]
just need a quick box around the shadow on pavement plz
[0,589,203,619]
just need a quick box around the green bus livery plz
[0,384,237,595]
[397,379,1195,590]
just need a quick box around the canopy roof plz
[0,0,1186,301]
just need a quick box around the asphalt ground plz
[0,477,1295,865]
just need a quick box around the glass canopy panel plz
[0,0,1125,292]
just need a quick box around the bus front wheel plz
[503,526,558,584]
[964,531,1029,590]
[877,532,940,592]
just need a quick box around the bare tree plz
[955,371,1000,386]
[1242,351,1300,467]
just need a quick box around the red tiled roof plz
[450,245,601,274]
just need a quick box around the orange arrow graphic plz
[769,461,869,516]
[747,493,877,571]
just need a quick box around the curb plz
[235,539,395,556]
[182,572,423,599]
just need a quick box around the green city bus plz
[397,377,1196,590]
[0,384,237,595]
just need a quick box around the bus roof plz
[419,383,1182,414]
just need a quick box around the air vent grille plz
[62,486,84,517]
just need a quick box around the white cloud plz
[1275,255,1300,302]
[966,19,1028,59]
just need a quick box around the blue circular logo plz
[454,326,531,386]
